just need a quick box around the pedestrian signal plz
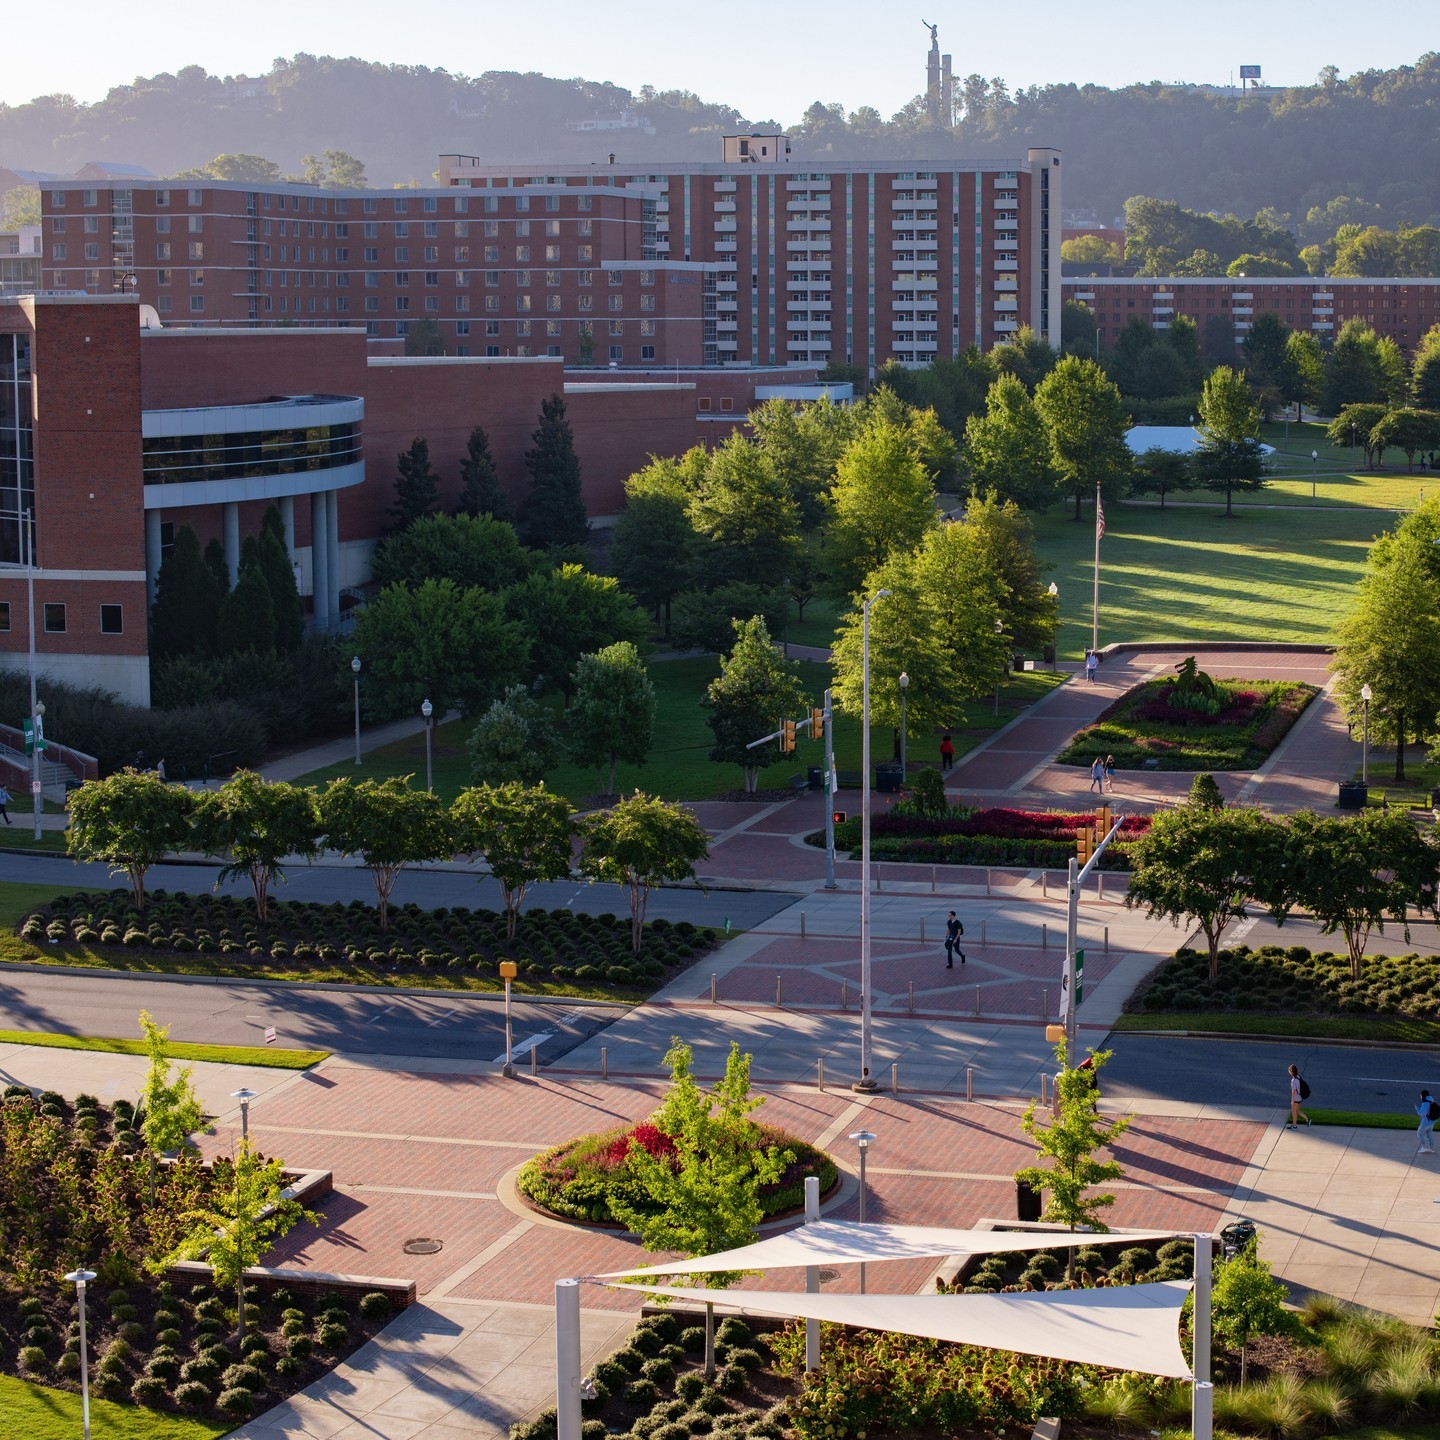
[832,811,848,825]
[810,707,824,740]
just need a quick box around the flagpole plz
[1092,481,1101,654]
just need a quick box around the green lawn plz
[0,883,80,928]
[1112,1011,1440,1043]
[1307,1108,1420,1130]
[0,1375,230,1440]
[0,1028,328,1069]
[0,827,70,853]
[1036,502,1382,659]
[296,658,1067,805]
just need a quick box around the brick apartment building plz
[1064,275,1440,351]
[36,135,1065,373]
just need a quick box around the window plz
[485,295,500,312]
[396,321,409,337]
[363,247,379,263]
[547,319,561,334]
[546,245,561,262]
[393,198,409,216]
[517,294,532,312]
[188,188,203,206]
[640,294,655,311]
[515,220,530,236]
[486,320,501,335]
[576,245,592,261]
[395,271,410,286]
[83,243,99,261]
[82,189,98,207]
[609,344,623,361]
[515,245,531,262]
[641,319,656,335]
[423,197,438,214]
[188,215,204,233]
[396,296,410,311]
[83,216,99,234]
[100,604,123,635]
[50,217,66,234]
[456,320,470,335]
[516,270,530,287]
[0,602,9,630]
[485,270,500,286]
[365,296,380,312]
[546,218,561,234]
[424,271,439,286]
[424,246,438,262]
[188,242,204,260]
[335,247,349,261]
[608,295,624,312]
[517,320,531,336]
[43,603,66,633]
[546,198,560,215]
[578,217,593,233]
[365,272,379,287]
[579,270,593,286]
[51,243,66,260]
[578,197,592,213]
[364,223,378,238]
[395,246,410,263]
[609,270,623,285]
[639,270,655,286]
[155,216,171,234]
[52,191,66,209]
[546,270,561,287]
[484,221,500,236]
[455,246,470,262]
[157,295,172,311]
[484,245,500,263]
[578,294,592,311]
[609,319,624,335]
[190,270,204,285]
[515,196,530,213]
[189,296,205,313]
[455,295,470,311]
[336,223,349,237]
[157,269,171,285]
[547,295,562,312]
[641,345,656,361]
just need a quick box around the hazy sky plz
[2,0,1433,120]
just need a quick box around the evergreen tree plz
[217,564,277,656]
[150,526,222,659]
[457,425,512,520]
[704,616,809,793]
[203,536,231,597]
[257,506,304,653]
[389,437,441,533]
[568,641,657,795]
[522,394,588,548]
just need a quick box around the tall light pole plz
[849,1129,877,1293]
[65,1268,97,1440]
[1360,682,1372,785]
[24,508,42,842]
[1311,449,1318,506]
[351,656,362,764]
[1047,581,1059,667]
[855,588,890,1094]
[993,620,1005,715]
[897,671,909,776]
[421,698,433,792]
[500,959,518,1077]
[231,1087,256,1141]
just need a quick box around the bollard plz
[818,1058,825,1092]
[601,1046,608,1079]
[1042,870,1048,898]
[1042,922,1048,950]
[986,868,991,896]
[1098,871,1106,902]
[931,866,937,894]
[1041,1072,1049,1104]
[1104,925,1110,954]
[531,1044,538,1078]
[974,984,981,1017]
[908,981,914,1014]
[1041,989,1047,1021]
[776,973,783,1007]
[981,919,987,947]
[891,1062,899,1096]
[842,979,849,1010]
[801,911,806,939]
[710,973,717,1003]
[876,870,882,891]
[920,917,926,944]
[966,1066,974,1102]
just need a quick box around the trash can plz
[875,762,903,794]
[1336,781,1368,811]
[807,766,823,790]
[1016,1179,1043,1222]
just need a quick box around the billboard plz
[1239,65,1262,79]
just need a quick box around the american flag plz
[1096,490,1106,539]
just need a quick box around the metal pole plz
[966,1066,973,1102]
[240,1099,248,1141]
[1064,855,1080,1069]
[1092,481,1101,655]
[858,1144,868,1293]
[26,509,41,843]
[804,1176,821,1372]
[1363,697,1369,785]
[78,1279,91,1440]
[531,1043,538,1077]
[1193,1234,1213,1440]
[899,678,907,776]
[822,688,837,890]
[502,977,515,1078]
[890,1062,898,1095]
[818,1057,824,1091]
[856,590,888,1092]
[352,658,362,764]
[422,700,434,792]
[600,1046,607,1079]
[555,1279,582,1440]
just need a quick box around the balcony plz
[995,278,1018,292]
[893,276,938,290]
[993,318,1019,333]
[716,317,738,332]
[714,200,736,214]
[715,180,737,193]
[994,297,1018,312]
[715,238,737,252]
[1153,306,1174,316]
[716,219,737,234]
[993,215,1019,229]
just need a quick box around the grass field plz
[0,1375,230,1440]
[1307,1108,1420,1130]
[1112,1012,1440,1043]
[0,1028,327,1069]
[296,658,1067,805]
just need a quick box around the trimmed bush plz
[175,1380,212,1411]
[218,1387,256,1417]
[359,1290,394,1319]
[132,1375,169,1404]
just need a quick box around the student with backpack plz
[1416,1090,1438,1154]
[1287,1064,1311,1129]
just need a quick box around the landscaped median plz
[0,1030,327,1070]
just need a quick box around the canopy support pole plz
[1193,1232,1212,1440]
[556,1278,582,1440]
[804,1175,821,1373]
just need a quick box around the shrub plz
[175,1380,212,1411]
[359,1290,394,1319]
[286,1334,314,1360]
[194,1296,225,1321]
[714,1318,751,1346]
[18,1345,48,1373]
[714,1365,747,1396]
[726,1348,763,1371]
[241,1331,271,1357]
[118,1320,145,1344]
[218,1387,256,1417]
[17,1296,44,1317]
[276,1354,302,1378]
[581,1422,608,1440]
[147,1352,182,1382]
[680,1327,706,1355]
[316,1320,348,1349]
[132,1375,169,1404]
[221,1362,266,1393]
[625,1378,660,1407]
[676,1372,708,1402]
[641,1357,676,1387]
[694,1389,731,1417]
[56,1351,81,1375]
[181,1356,221,1385]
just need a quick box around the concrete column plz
[326,487,341,619]
[310,490,331,630]
[222,502,241,588]
[555,1279,582,1440]
[279,495,296,559]
[144,509,163,607]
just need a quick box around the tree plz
[1413,325,1440,409]
[1188,773,1225,810]
[466,684,564,785]
[457,425,511,521]
[1129,448,1194,509]
[1241,312,1298,416]
[371,512,528,593]
[1370,408,1440,472]
[389,437,441,532]
[522,394,588,548]
[1014,1045,1131,1263]
[316,776,453,929]
[299,149,367,188]
[749,395,851,531]
[991,326,1058,393]
[1194,366,1267,517]
[216,562,276,656]
[611,458,701,631]
[826,420,936,596]
[1327,403,1391,470]
[1060,235,1122,266]
[1270,810,1440,980]
[150,526,222,659]
[1124,805,1285,982]
[353,578,530,720]
[194,771,321,923]
[1210,1237,1295,1384]
[258,507,303,654]
[164,1140,317,1340]
[203,537,231,598]
[1,185,41,230]
[963,375,1056,510]
[609,1038,790,1376]
[67,771,195,912]
[578,792,710,953]
[671,583,790,655]
[1332,538,1440,781]
[451,782,574,940]
[955,496,1060,654]
[178,153,282,184]
[404,317,446,357]
[688,435,799,591]
[138,1010,204,1198]
[568,642,656,795]
[1286,331,1325,416]
[503,564,648,701]
[1033,356,1132,520]
[704,617,810,793]
[1322,320,1388,415]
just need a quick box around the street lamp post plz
[30,700,44,843]
[231,1087,256,1142]
[351,657,362,765]
[1361,682,1372,785]
[993,620,1005,715]
[1351,422,1358,467]
[855,588,890,1094]
[24,508,42,841]
[65,1268,97,1440]
[849,1129,877,1293]
[500,959,518,1077]
[421,698,433,792]
[1311,450,1319,507]
[897,671,909,776]
[1047,582,1059,668]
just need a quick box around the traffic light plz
[832,810,848,825]
[1076,825,1094,864]
[810,707,824,741]
[781,719,796,753]
[1096,804,1111,834]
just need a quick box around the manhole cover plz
[818,1268,840,1282]
[403,1238,444,1255]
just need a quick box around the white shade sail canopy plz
[597,1221,1185,1280]
[609,1278,1194,1378]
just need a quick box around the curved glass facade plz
[143,420,362,484]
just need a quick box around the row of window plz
[0,601,123,636]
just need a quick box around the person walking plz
[944,910,965,968]
[1287,1064,1311,1129]
[155,757,167,783]
[1085,650,1099,683]
[1416,1089,1437,1154]
[0,784,10,825]
[1103,754,1116,792]
[939,735,955,772]
[1089,756,1104,793]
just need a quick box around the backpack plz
[1298,1076,1311,1101]
[1427,1099,1439,1123]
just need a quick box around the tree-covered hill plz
[2,50,1439,234]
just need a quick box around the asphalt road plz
[0,965,627,1064]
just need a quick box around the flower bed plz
[0,1086,391,1421]
[1057,677,1316,771]
[17,891,718,998]
[818,808,1151,870]
[1134,944,1440,1019]
[517,1121,838,1226]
